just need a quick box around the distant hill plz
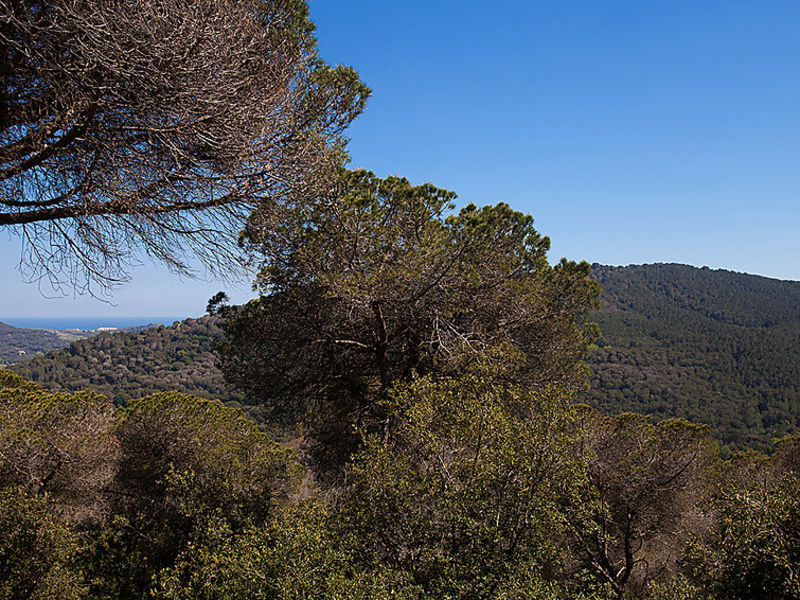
[586,263,800,450]
[10,316,243,406]
[0,321,94,365]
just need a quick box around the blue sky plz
[2,0,799,319]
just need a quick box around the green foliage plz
[84,392,300,599]
[0,362,788,600]
[587,263,800,450]
[154,365,614,600]
[774,434,800,474]
[327,365,589,599]
[0,486,85,600]
[643,576,707,600]
[156,502,418,600]
[0,368,40,391]
[686,475,800,599]
[0,369,117,526]
[113,392,300,524]
[565,409,717,597]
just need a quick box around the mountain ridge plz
[9,316,241,405]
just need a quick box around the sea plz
[1,317,187,331]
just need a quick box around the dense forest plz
[4,366,800,600]
[587,263,800,451]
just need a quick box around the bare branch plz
[0,0,369,293]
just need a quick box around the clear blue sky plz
[2,0,799,319]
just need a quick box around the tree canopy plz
[218,168,600,476]
[566,410,717,598]
[0,368,299,599]
[1,365,799,599]
[0,0,368,292]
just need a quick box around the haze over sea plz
[1,317,185,331]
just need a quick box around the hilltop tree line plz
[0,322,91,366]
[9,317,280,430]
[13,261,800,456]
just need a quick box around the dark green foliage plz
[332,367,589,599]
[686,464,800,599]
[206,291,229,316]
[587,263,800,450]
[156,504,419,600]
[112,392,300,528]
[11,317,241,406]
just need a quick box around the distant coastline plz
[1,317,187,331]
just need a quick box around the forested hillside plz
[0,321,94,365]
[10,316,240,405]
[587,263,800,450]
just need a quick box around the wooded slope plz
[587,263,800,450]
[0,322,92,365]
[10,316,240,405]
